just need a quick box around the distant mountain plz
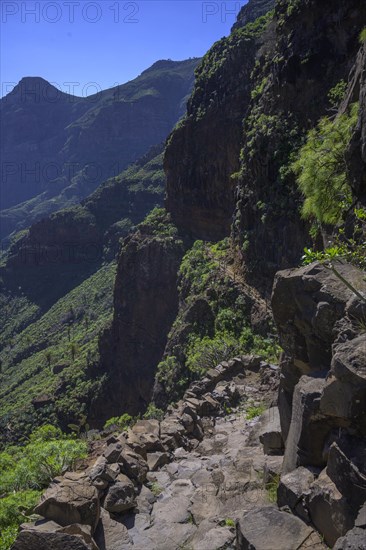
[0,59,200,239]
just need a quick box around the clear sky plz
[0,0,247,97]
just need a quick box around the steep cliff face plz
[232,0,275,30]
[164,13,273,240]
[234,0,366,284]
[93,211,186,423]
[272,262,366,546]
[346,42,366,203]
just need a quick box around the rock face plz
[346,42,366,204]
[272,261,366,546]
[164,13,268,240]
[232,0,275,30]
[272,262,365,441]
[92,216,185,423]
[234,0,366,283]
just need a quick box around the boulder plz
[355,503,366,528]
[88,461,119,489]
[321,335,366,425]
[58,524,99,550]
[146,452,170,471]
[236,506,318,549]
[258,406,284,455]
[104,442,125,463]
[187,518,235,550]
[126,419,164,457]
[118,448,148,483]
[333,527,366,549]
[34,473,100,531]
[94,508,132,550]
[307,469,354,547]
[282,375,333,473]
[103,476,136,513]
[277,467,315,522]
[326,442,366,511]
[12,531,92,550]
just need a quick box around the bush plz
[0,426,87,493]
[0,490,41,530]
[104,413,133,432]
[0,424,87,549]
[292,103,358,225]
[186,333,242,376]
[0,525,19,550]
[359,27,366,44]
[143,404,164,421]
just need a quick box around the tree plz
[292,103,358,225]
[69,342,79,362]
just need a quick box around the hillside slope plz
[0,59,199,239]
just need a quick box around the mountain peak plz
[3,77,66,102]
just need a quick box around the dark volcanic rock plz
[165,17,265,240]
[91,221,185,424]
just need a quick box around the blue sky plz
[1,1,247,97]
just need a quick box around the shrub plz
[0,490,41,530]
[104,413,133,432]
[0,525,19,550]
[139,207,178,238]
[292,103,358,225]
[246,405,266,419]
[0,425,87,549]
[359,27,366,44]
[186,333,242,376]
[0,427,87,493]
[143,404,164,421]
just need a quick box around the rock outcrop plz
[234,0,366,283]
[272,261,366,547]
[92,213,186,424]
[164,11,270,240]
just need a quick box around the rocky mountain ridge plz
[0,59,199,239]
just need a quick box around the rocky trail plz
[13,356,326,550]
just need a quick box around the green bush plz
[0,490,41,531]
[143,404,164,421]
[0,424,87,549]
[104,413,133,432]
[359,27,366,44]
[0,525,19,550]
[186,333,242,376]
[0,426,87,493]
[292,103,358,224]
[139,207,178,238]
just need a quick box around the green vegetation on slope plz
[155,239,280,403]
[0,262,116,446]
[0,424,87,550]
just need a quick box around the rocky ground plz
[12,356,326,550]
[11,263,366,550]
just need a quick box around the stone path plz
[14,357,327,550]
